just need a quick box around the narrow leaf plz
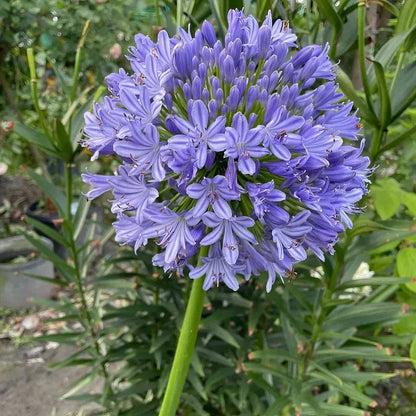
[369,59,391,127]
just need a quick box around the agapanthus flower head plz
[82,10,371,292]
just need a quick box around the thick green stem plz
[370,126,385,160]
[329,26,339,61]
[158,245,209,416]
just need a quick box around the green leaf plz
[371,178,402,220]
[393,313,416,335]
[336,68,378,126]
[339,276,412,289]
[191,350,205,378]
[54,118,73,161]
[249,349,301,363]
[332,367,394,383]
[202,322,240,349]
[27,169,66,217]
[315,0,342,33]
[391,60,416,121]
[188,370,208,401]
[410,336,416,370]
[396,0,416,44]
[14,123,57,156]
[317,404,366,416]
[243,362,293,384]
[197,347,234,367]
[337,8,358,56]
[35,332,83,345]
[402,191,416,217]
[369,59,391,127]
[25,215,69,248]
[24,232,75,281]
[248,302,264,335]
[21,273,68,287]
[69,92,97,149]
[367,24,416,86]
[315,347,408,363]
[61,370,98,399]
[337,382,378,407]
[73,197,91,241]
[396,247,416,293]
[324,303,401,332]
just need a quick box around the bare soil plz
[0,341,102,416]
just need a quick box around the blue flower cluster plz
[82,10,371,292]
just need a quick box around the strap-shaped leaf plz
[54,118,73,161]
[14,123,57,156]
[25,215,69,248]
[368,24,416,87]
[336,68,379,126]
[391,60,416,122]
[369,58,391,128]
[27,168,66,217]
[315,0,343,33]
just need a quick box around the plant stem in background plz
[70,20,91,104]
[25,49,52,181]
[158,245,209,416]
[357,1,375,114]
[65,163,73,219]
[64,160,114,403]
[176,0,183,31]
[27,48,49,137]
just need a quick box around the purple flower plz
[114,123,165,181]
[143,206,196,263]
[187,175,240,219]
[201,212,256,265]
[82,170,113,200]
[81,9,371,292]
[247,181,289,223]
[189,243,245,291]
[168,100,226,168]
[210,113,269,174]
[110,167,159,223]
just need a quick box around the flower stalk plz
[159,245,209,416]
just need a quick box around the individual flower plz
[82,9,371,292]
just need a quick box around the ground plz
[0,341,102,416]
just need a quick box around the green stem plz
[176,0,183,29]
[64,159,113,401]
[389,52,404,96]
[370,125,384,160]
[329,26,339,61]
[357,1,375,114]
[27,48,48,137]
[70,20,90,103]
[159,245,209,416]
[65,163,73,218]
[374,125,416,160]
